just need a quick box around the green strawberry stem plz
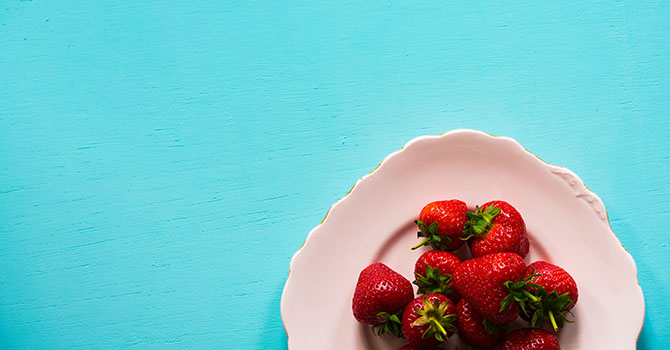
[461,205,500,240]
[548,310,558,331]
[411,297,458,342]
[526,289,574,331]
[430,319,447,336]
[412,220,450,250]
[372,309,404,338]
[412,237,433,250]
[500,269,543,315]
[522,290,540,303]
[412,264,454,296]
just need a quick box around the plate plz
[281,130,644,349]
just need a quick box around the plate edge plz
[280,129,645,348]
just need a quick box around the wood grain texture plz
[0,0,668,349]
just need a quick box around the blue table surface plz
[1,1,668,349]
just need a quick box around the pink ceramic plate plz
[281,130,644,349]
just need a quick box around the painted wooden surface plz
[1,1,668,349]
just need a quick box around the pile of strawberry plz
[352,200,578,350]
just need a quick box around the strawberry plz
[413,200,468,251]
[501,328,560,350]
[456,298,505,349]
[464,200,529,258]
[413,250,461,302]
[453,252,538,324]
[523,261,578,331]
[401,294,457,347]
[352,262,414,337]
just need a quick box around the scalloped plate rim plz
[281,129,645,348]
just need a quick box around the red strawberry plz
[453,252,537,324]
[456,298,505,349]
[401,294,457,347]
[465,200,529,258]
[413,250,461,302]
[523,261,578,331]
[501,328,560,350]
[413,200,468,251]
[352,262,414,337]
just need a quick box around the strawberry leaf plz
[501,269,543,315]
[412,220,451,250]
[412,264,454,296]
[461,205,500,241]
[525,289,575,331]
[411,296,457,342]
[372,309,404,338]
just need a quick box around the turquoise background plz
[1,1,668,349]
